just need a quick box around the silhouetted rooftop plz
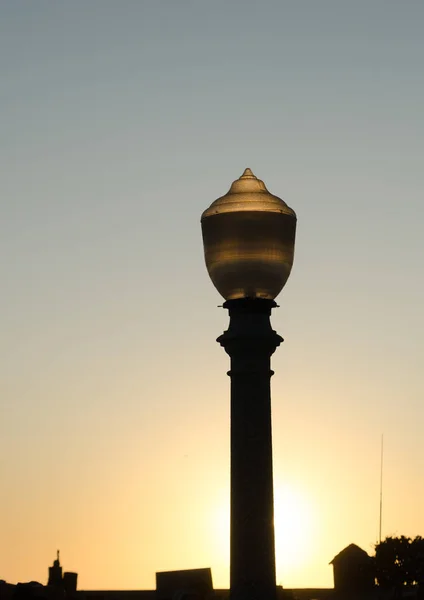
[330,543,373,565]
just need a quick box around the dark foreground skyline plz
[4,538,424,600]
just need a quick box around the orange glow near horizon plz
[201,481,320,589]
[274,482,317,583]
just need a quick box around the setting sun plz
[274,483,317,582]
[207,481,317,588]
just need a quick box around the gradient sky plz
[1,0,423,591]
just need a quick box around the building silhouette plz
[48,552,63,588]
[7,543,424,600]
[47,551,78,596]
[330,544,375,595]
[156,569,213,600]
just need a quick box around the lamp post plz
[201,169,296,600]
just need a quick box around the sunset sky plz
[1,0,423,591]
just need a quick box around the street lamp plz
[201,168,296,600]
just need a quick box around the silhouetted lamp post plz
[201,169,296,600]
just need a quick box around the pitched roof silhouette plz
[330,543,373,565]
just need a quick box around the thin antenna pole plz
[379,434,384,544]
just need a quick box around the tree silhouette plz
[375,536,424,596]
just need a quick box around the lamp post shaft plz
[218,299,282,600]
